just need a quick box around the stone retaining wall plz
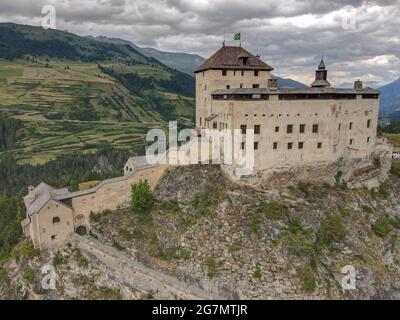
[73,235,225,300]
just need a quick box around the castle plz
[194,46,391,183]
[22,45,393,250]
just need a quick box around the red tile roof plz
[195,46,273,73]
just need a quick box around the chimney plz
[354,80,363,90]
[28,186,35,203]
[268,78,278,88]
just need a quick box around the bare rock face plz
[3,164,400,300]
[87,165,400,300]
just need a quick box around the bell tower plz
[311,59,331,88]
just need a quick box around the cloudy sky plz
[0,0,399,87]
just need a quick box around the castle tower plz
[311,59,331,88]
[194,46,273,129]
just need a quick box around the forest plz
[0,114,134,261]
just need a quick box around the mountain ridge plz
[378,77,400,117]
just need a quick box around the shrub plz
[373,157,381,168]
[281,231,314,256]
[72,248,89,268]
[160,200,181,213]
[390,217,400,229]
[204,256,219,278]
[89,211,101,223]
[253,265,262,280]
[53,251,64,267]
[317,214,346,247]
[11,239,39,262]
[361,205,374,214]
[257,201,289,220]
[372,217,391,237]
[250,218,260,233]
[339,206,350,217]
[179,248,191,260]
[377,181,391,199]
[131,180,153,213]
[95,287,122,300]
[287,216,303,234]
[297,182,311,197]
[22,267,35,284]
[391,163,400,177]
[297,266,316,292]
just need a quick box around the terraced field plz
[0,59,193,123]
[0,107,167,164]
[0,58,193,164]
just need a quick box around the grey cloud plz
[0,0,399,86]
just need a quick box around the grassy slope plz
[0,23,195,164]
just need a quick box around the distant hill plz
[378,77,400,117]
[88,35,308,88]
[0,23,195,124]
[88,36,205,75]
[275,76,308,88]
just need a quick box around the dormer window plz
[238,55,249,66]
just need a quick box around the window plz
[254,125,261,134]
[241,71,244,76]
[367,119,371,128]
[317,142,322,149]
[240,83,243,88]
[254,142,259,150]
[241,125,247,134]
[254,70,259,76]
[226,85,230,89]
[287,125,293,134]
[349,139,353,145]
[51,235,56,240]
[52,217,60,224]
[298,142,304,149]
[312,124,319,133]
[338,123,341,132]
[367,137,371,143]
[273,142,278,150]
[275,126,280,133]
[222,70,227,76]
[213,122,217,129]
[349,122,353,130]
[299,124,305,133]
[241,142,245,150]
[288,142,293,150]
[252,84,259,88]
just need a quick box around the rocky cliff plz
[1,165,400,300]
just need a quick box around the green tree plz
[131,180,153,213]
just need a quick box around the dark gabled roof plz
[195,46,273,73]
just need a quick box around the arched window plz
[52,216,60,224]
